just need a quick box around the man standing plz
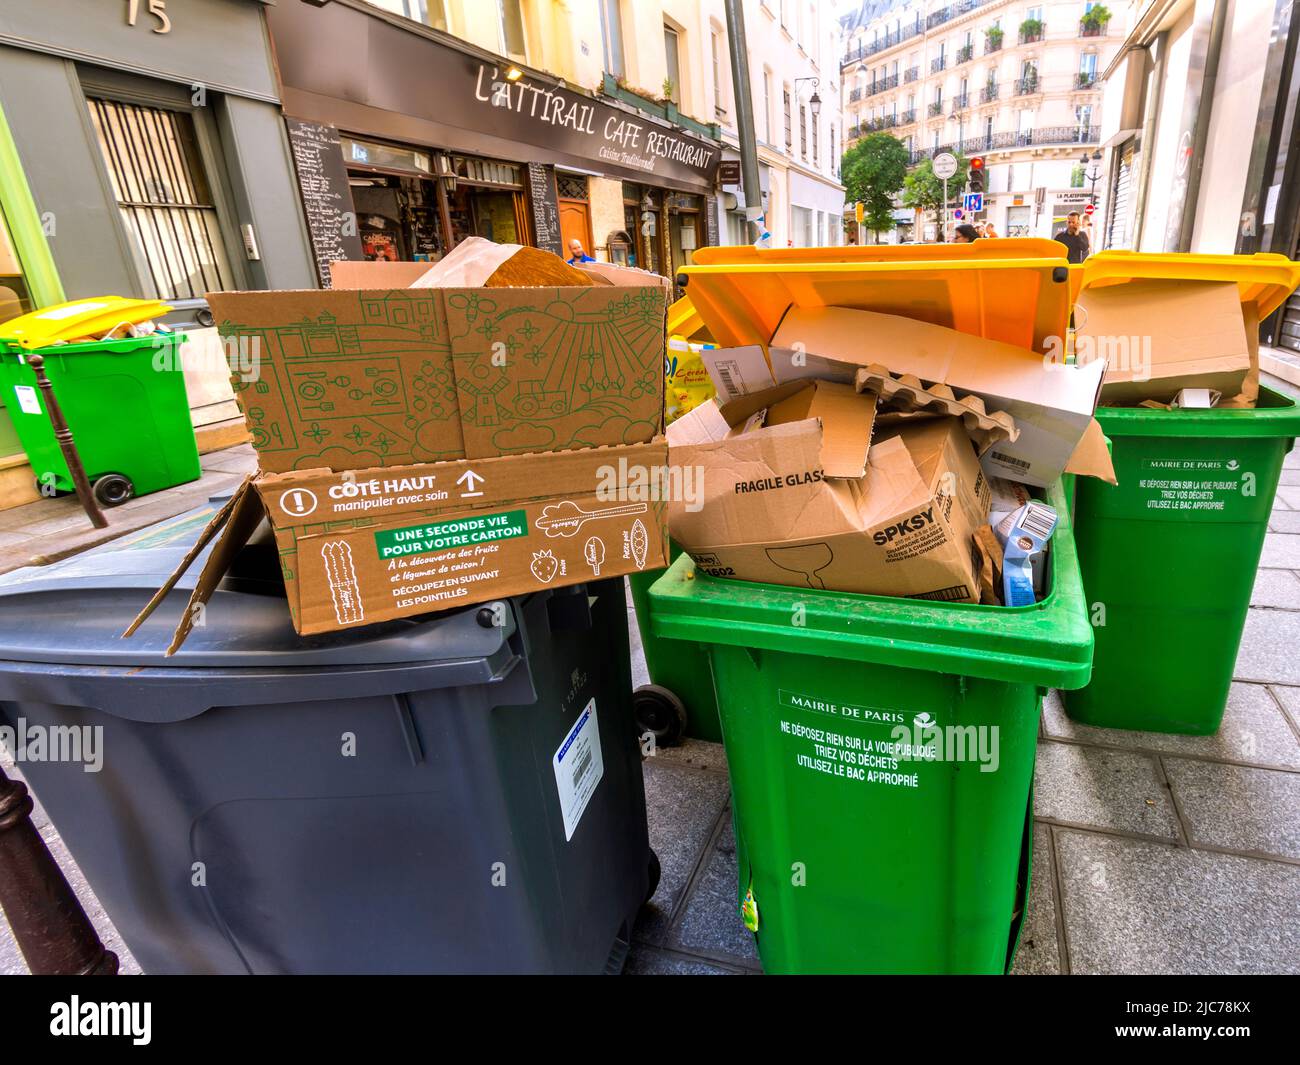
[566,238,596,265]
[1053,211,1090,263]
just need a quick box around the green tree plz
[841,133,910,239]
[901,153,969,238]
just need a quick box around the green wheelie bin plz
[647,476,1093,974]
[0,298,201,506]
[645,241,1098,973]
[1064,252,1300,735]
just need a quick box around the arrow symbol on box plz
[457,470,485,496]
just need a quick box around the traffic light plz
[968,156,985,194]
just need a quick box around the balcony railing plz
[900,109,917,124]
[951,92,970,110]
[985,36,1003,54]
[867,73,900,97]
[1019,27,1044,44]
[956,44,974,64]
[848,124,861,140]
[1014,75,1040,95]
[1080,19,1108,37]
[980,83,999,103]
[849,87,863,102]
[907,125,1101,164]
[1076,72,1097,89]
[841,22,922,66]
[841,0,1000,67]
[932,55,947,73]
[904,66,920,83]
[927,101,945,117]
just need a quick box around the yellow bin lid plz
[679,240,1072,354]
[1076,250,1300,320]
[0,296,172,350]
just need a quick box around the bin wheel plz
[92,474,134,507]
[634,684,687,748]
[644,849,661,905]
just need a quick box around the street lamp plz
[1079,149,1103,204]
[794,77,821,118]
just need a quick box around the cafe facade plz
[266,0,723,285]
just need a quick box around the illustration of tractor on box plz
[514,380,569,418]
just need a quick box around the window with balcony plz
[598,0,624,77]
[498,0,528,62]
[664,23,682,104]
[1078,52,1098,88]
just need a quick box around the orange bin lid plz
[1076,250,1300,320]
[679,240,1072,355]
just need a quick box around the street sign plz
[953,209,965,221]
[718,160,741,186]
[964,193,983,212]
[932,152,958,180]
[1084,202,1096,215]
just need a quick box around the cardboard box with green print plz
[208,277,665,473]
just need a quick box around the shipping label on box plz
[209,284,665,473]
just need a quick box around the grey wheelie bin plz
[0,499,658,975]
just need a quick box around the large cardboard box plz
[767,306,1104,487]
[130,440,669,652]
[668,382,990,602]
[209,282,665,472]
[1075,279,1253,406]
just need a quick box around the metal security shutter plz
[1104,140,1135,250]
[1280,292,1300,353]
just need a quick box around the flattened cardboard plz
[770,306,1104,487]
[670,414,989,602]
[209,281,665,473]
[129,441,670,650]
[1077,280,1250,406]
[1062,417,1118,485]
[764,380,876,479]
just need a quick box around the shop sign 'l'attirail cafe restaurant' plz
[266,0,722,286]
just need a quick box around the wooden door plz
[559,199,593,258]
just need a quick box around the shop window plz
[498,0,527,63]
[599,0,625,79]
[664,24,682,105]
[556,174,588,200]
[86,96,235,301]
[0,204,33,322]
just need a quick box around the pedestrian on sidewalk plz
[1053,211,1090,263]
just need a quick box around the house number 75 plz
[126,0,172,34]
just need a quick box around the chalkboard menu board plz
[285,117,365,287]
[703,195,719,249]
[527,162,563,256]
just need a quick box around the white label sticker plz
[13,385,41,416]
[553,697,604,841]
